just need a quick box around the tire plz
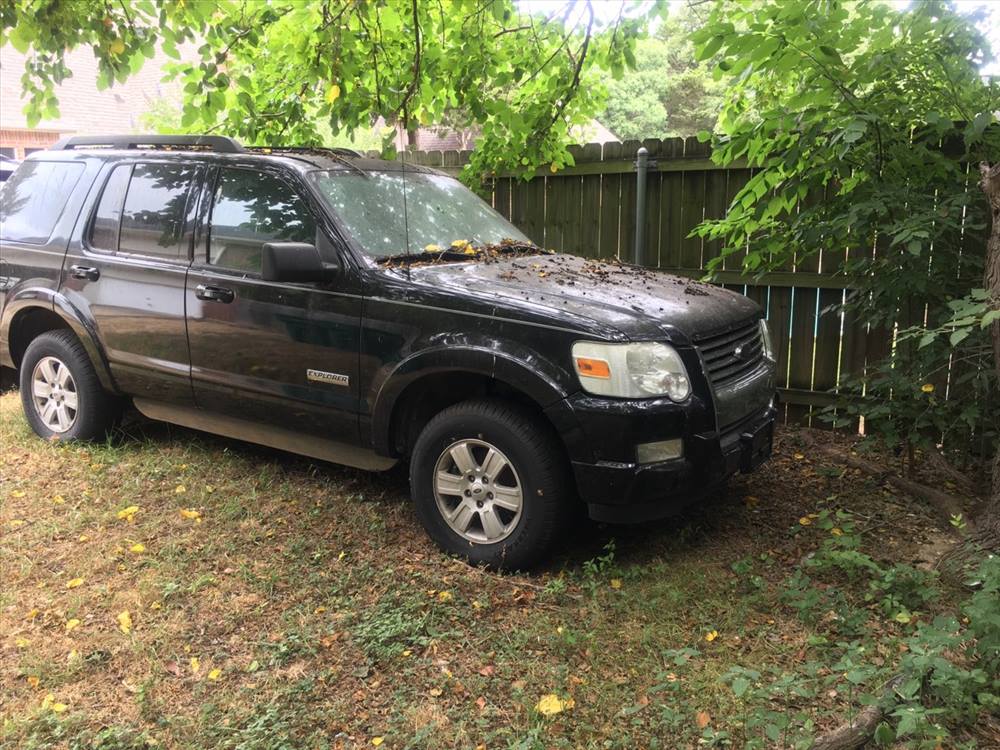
[409,399,571,569]
[19,330,120,441]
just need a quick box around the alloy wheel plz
[432,439,523,544]
[31,356,78,433]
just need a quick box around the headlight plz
[572,341,690,401]
[759,318,775,361]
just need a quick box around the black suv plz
[0,135,776,568]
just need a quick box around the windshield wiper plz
[375,239,545,267]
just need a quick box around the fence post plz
[634,146,648,265]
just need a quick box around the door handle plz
[69,265,100,281]
[195,284,235,303]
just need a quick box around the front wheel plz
[409,399,570,569]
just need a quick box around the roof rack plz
[244,145,365,158]
[49,135,246,153]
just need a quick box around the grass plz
[0,391,987,748]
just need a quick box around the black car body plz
[0,135,776,567]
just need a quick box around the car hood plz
[401,253,761,342]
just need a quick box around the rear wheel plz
[19,330,119,441]
[410,399,570,569]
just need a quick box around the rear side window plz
[119,163,197,259]
[0,161,84,244]
[88,164,131,252]
[208,167,315,273]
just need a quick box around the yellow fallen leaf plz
[190,656,200,673]
[27,675,40,689]
[831,527,843,536]
[610,579,622,589]
[66,577,84,589]
[921,383,934,393]
[117,505,139,522]
[793,453,805,460]
[78,534,89,542]
[26,608,39,621]
[423,244,441,253]
[207,668,221,680]
[65,618,81,632]
[118,610,133,634]
[41,693,67,713]
[130,543,146,554]
[371,738,384,747]
[52,495,64,504]
[15,637,30,648]
[11,489,26,498]
[9,519,26,528]
[438,591,453,602]
[179,508,201,521]
[326,83,341,103]
[175,484,187,494]
[799,516,812,526]
[705,630,719,642]
[535,693,573,716]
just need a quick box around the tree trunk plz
[979,161,1000,537]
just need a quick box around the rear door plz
[185,164,361,441]
[59,159,203,404]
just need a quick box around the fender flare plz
[369,345,569,456]
[2,289,118,393]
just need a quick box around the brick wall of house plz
[0,128,63,159]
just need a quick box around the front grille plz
[695,319,765,387]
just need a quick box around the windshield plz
[310,170,531,258]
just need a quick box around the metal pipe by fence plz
[634,146,648,265]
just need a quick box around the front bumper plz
[544,372,776,523]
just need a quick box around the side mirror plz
[261,242,339,283]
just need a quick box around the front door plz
[60,159,202,404]
[185,165,361,441]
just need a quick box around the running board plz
[132,399,397,472]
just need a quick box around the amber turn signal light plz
[575,357,611,379]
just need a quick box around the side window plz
[208,168,315,273]
[118,163,196,259]
[0,161,85,244]
[88,164,131,252]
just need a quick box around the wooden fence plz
[399,137,947,427]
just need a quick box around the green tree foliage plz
[692,0,1000,460]
[602,7,725,140]
[0,0,659,178]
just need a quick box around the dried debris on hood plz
[491,253,719,295]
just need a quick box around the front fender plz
[1,288,118,393]
[369,343,572,456]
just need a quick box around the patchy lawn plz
[0,391,995,749]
